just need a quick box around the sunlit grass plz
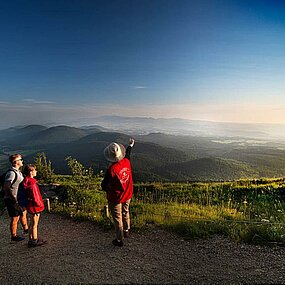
[49,177,285,245]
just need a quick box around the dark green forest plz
[2,124,285,182]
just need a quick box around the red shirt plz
[105,158,133,203]
[23,177,45,214]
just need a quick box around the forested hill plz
[1,124,285,182]
[152,157,258,181]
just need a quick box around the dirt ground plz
[1,212,285,284]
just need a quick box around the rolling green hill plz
[1,125,102,147]
[77,132,130,144]
[26,126,88,146]
[222,147,285,177]
[0,125,48,145]
[2,124,285,182]
[23,138,189,180]
[152,157,258,181]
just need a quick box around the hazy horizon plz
[3,115,285,141]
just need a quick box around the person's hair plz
[9,154,22,165]
[23,164,36,176]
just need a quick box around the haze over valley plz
[1,116,285,182]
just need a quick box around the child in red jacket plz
[23,164,46,247]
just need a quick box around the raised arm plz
[125,138,135,160]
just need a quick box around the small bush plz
[34,152,55,183]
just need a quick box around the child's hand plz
[129,138,135,147]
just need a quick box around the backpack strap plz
[0,170,18,200]
[7,169,18,187]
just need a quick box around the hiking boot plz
[123,230,130,238]
[112,239,124,247]
[11,235,25,242]
[28,238,47,247]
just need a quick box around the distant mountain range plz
[61,115,285,140]
[1,121,285,182]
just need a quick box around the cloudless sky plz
[1,0,285,126]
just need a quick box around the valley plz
[1,119,285,182]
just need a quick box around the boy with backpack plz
[2,154,29,241]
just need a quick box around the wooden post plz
[46,198,51,213]
[104,205,109,218]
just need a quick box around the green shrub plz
[34,152,55,183]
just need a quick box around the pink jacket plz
[23,177,45,214]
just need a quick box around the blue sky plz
[1,0,285,127]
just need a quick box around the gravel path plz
[1,212,285,284]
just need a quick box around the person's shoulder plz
[119,158,131,167]
[8,167,16,173]
[9,167,22,176]
[5,169,16,180]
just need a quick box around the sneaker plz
[23,229,29,236]
[112,239,124,247]
[28,238,47,247]
[11,235,25,242]
[123,230,130,238]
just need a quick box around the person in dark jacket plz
[23,164,46,247]
[101,138,135,247]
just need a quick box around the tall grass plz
[49,177,285,245]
